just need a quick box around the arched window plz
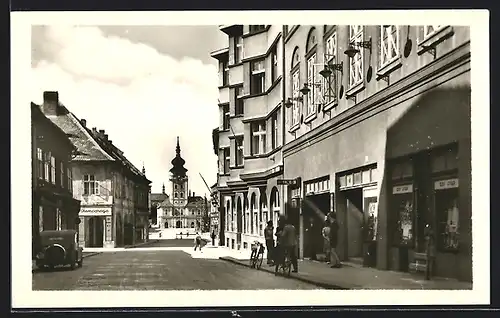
[244,195,250,234]
[251,193,257,235]
[291,47,301,128]
[305,27,320,118]
[271,187,280,229]
[260,191,268,236]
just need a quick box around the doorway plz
[88,216,104,247]
[302,193,330,260]
[344,188,364,259]
[176,220,182,228]
[164,222,169,228]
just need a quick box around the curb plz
[124,239,160,249]
[219,256,345,290]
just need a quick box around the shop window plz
[434,178,460,251]
[392,183,415,246]
[339,175,346,188]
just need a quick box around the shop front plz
[78,205,114,248]
[335,164,379,266]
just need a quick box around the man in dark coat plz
[264,221,275,265]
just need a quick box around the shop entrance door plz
[345,188,364,259]
[88,216,104,247]
[302,193,330,260]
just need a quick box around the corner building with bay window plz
[212,25,285,250]
[282,25,471,282]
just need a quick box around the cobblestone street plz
[32,240,320,290]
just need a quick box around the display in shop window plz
[435,178,460,250]
[364,199,378,241]
[392,184,414,246]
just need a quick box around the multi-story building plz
[212,25,285,250]
[150,184,169,227]
[37,91,152,248]
[209,183,219,235]
[31,98,81,258]
[281,25,471,282]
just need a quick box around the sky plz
[31,25,227,196]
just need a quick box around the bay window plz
[250,59,265,95]
[380,25,400,68]
[235,86,244,116]
[83,174,99,196]
[349,25,364,88]
[251,121,266,155]
[271,45,278,83]
[234,36,243,64]
[271,112,278,149]
[235,136,244,167]
[223,148,230,174]
[222,104,230,130]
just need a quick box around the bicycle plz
[275,246,292,277]
[249,241,265,269]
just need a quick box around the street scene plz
[29,22,474,294]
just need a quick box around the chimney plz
[42,91,59,116]
[99,129,105,136]
[193,192,195,197]
[92,127,97,135]
[104,134,108,141]
[189,190,191,197]
[81,119,86,127]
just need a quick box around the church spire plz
[162,183,165,194]
[176,136,181,156]
[170,136,188,178]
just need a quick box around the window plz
[220,60,229,86]
[50,155,56,184]
[36,148,43,179]
[175,184,178,190]
[235,136,244,167]
[67,167,72,192]
[222,104,230,130]
[251,121,266,155]
[380,25,399,68]
[423,25,444,40]
[271,46,278,83]
[271,112,278,149]
[291,69,300,126]
[306,54,317,116]
[180,192,184,198]
[249,25,266,33]
[250,59,265,95]
[234,36,243,64]
[175,192,178,198]
[83,175,99,195]
[44,151,50,182]
[224,148,230,174]
[60,161,65,187]
[323,32,338,105]
[349,25,364,88]
[235,86,244,116]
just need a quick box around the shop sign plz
[393,184,413,194]
[434,178,459,190]
[79,207,112,216]
[277,178,299,186]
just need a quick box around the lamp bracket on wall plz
[344,37,372,58]
[346,93,357,104]
[378,74,390,84]
[420,45,437,59]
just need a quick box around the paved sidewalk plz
[219,250,472,290]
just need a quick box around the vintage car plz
[35,229,83,270]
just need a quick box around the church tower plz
[169,136,189,228]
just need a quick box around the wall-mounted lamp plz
[300,83,311,95]
[344,37,372,58]
[319,61,343,79]
[284,96,303,108]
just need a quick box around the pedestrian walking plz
[194,232,203,251]
[211,230,216,246]
[306,217,318,261]
[277,216,298,273]
[264,221,275,265]
[322,218,331,264]
[328,213,341,268]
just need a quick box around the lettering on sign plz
[79,207,112,216]
[434,178,459,190]
[277,179,298,186]
[393,184,413,195]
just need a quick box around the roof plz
[159,197,174,208]
[42,104,114,162]
[186,196,205,209]
[210,47,229,58]
[31,103,75,152]
[151,193,168,203]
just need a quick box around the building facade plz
[31,98,81,258]
[281,25,471,282]
[37,91,151,248]
[212,25,285,251]
[150,184,169,227]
